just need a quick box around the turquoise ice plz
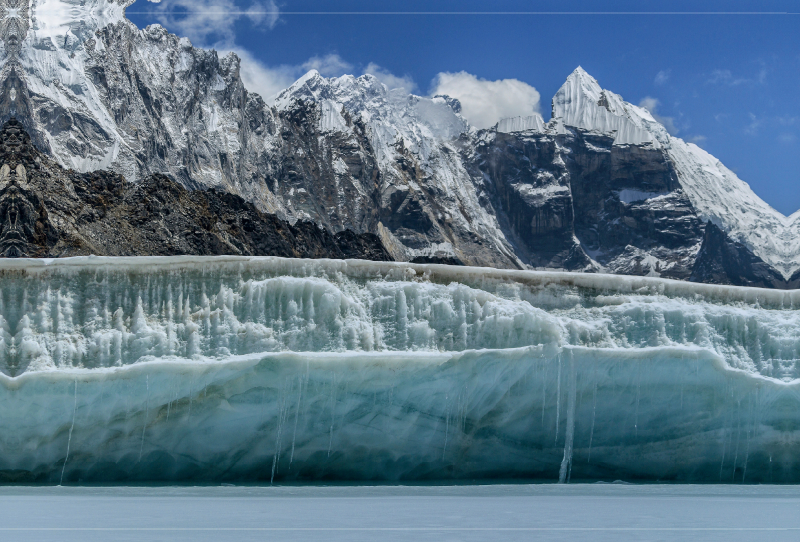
[0,256,799,483]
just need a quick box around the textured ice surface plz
[1,256,800,483]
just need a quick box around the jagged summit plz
[512,66,800,278]
[551,66,662,146]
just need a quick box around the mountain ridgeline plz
[0,118,391,260]
[1,0,798,288]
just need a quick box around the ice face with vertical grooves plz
[497,114,546,134]
[1,256,800,483]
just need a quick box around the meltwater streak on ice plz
[0,256,799,483]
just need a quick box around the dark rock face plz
[471,128,705,279]
[409,255,465,266]
[690,223,787,289]
[0,119,392,261]
[272,98,519,268]
[473,130,589,270]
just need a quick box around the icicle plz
[555,352,562,445]
[443,394,450,460]
[60,379,78,486]
[634,365,640,437]
[719,385,730,482]
[271,381,288,484]
[541,359,548,427]
[588,381,597,463]
[139,374,149,462]
[328,373,336,458]
[742,392,757,483]
[187,376,194,422]
[166,379,174,422]
[731,399,741,482]
[289,373,304,467]
[558,351,576,484]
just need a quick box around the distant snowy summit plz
[0,1,798,287]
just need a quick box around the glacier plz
[0,256,799,483]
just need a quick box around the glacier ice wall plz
[1,256,800,483]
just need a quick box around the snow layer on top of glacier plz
[546,67,800,277]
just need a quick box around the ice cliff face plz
[0,2,797,286]
[1,257,800,483]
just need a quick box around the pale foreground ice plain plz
[2,485,800,542]
[1,256,800,482]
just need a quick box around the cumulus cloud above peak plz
[215,47,539,129]
[147,0,279,46]
[638,96,679,136]
[301,54,354,77]
[430,72,541,129]
[363,63,418,94]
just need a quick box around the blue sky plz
[126,0,800,215]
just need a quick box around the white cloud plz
[707,67,767,87]
[148,0,278,46]
[234,53,420,99]
[363,63,417,93]
[301,54,353,77]
[221,47,297,103]
[744,112,761,135]
[244,0,279,28]
[430,72,540,129]
[638,97,679,135]
[688,135,707,146]
[654,70,670,85]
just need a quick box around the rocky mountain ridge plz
[0,118,391,260]
[0,0,797,288]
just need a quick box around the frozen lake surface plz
[1,485,800,541]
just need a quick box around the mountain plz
[0,117,391,260]
[1,0,798,287]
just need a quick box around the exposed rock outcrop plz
[690,223,789,289]
[0,118,391,260]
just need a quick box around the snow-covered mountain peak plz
[546,67,800,277]
[275,69,469,145]
[552,66,668,146]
